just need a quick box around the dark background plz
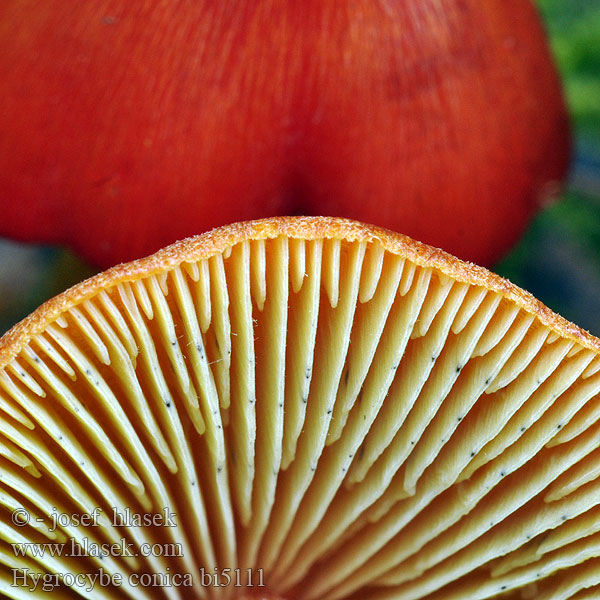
[1,0,599,335]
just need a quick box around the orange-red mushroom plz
[0,0,569,268]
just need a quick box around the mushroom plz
[0,1,569,268]
[1,216,600,599]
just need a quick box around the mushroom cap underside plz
[1,216,600,600]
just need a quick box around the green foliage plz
[536,0,600,139]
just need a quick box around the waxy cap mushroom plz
[1,216,600,599]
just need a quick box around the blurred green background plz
[1,0,600,336]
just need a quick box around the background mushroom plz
[2,216,600,599]
[0,0,568,269]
